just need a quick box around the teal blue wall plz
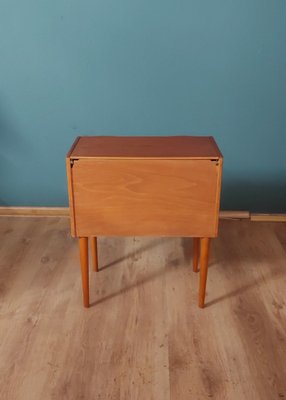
[1,1,286,212]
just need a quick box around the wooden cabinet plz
[66,136,223,308]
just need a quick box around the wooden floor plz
[0,217,286,400]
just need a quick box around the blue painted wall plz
[1,1,285,211]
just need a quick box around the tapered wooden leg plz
[193,238,200,272]
[90,237,99,272]
[199,238,211,308]
[79,237,89,308]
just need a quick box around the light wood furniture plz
[66,136,223,308]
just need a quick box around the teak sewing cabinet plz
[66,136,223,308]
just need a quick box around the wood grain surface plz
[0,217,286,399]
[69,136,222,159]
[72,159,220,237]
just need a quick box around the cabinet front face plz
[70,158,221,237]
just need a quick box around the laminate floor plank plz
[0,217,285,400]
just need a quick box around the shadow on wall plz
[0,99,30,206]
[221,180,286,213]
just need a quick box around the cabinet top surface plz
[68,136,223,159]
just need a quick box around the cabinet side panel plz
[214,158,223,235]
[66,157,76,237]
[72,159,220,237]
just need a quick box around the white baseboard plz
[0,207,285,222]
[0,207,69,217]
